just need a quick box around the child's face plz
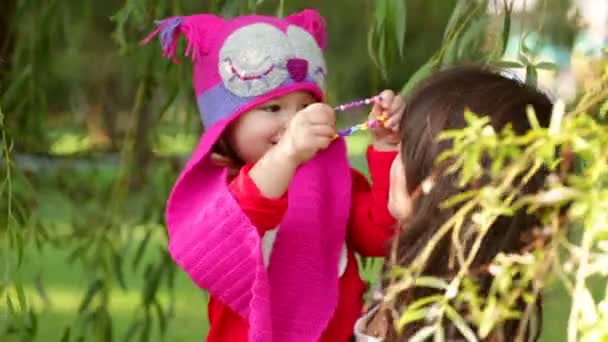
[226,91,317,164]
[388,150,412,220]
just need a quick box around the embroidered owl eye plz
[287,25,327,90]
[219,23,293,97]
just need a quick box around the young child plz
[355,65,553,341]
[145,9,403,341]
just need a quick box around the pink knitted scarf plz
[166,129,352,341]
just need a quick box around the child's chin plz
[388,206,399,221]
[387,201,403,221]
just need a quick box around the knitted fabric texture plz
[145,10,353,341]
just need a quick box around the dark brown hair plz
[210,137,244,177]
[389,65,553,341]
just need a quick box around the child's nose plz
[286,58,308,82]
[282,110,297,126]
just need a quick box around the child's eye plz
[263,104,282,113]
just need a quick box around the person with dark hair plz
[355,65,553,342]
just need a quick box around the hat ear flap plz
[284,9,327,49]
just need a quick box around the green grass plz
[4,238,208,342]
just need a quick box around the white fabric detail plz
[354,306,384,342]
[338,243,348,277]
[262,227,348,278]
[261,227,279,268]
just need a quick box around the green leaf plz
[367,25,381,75]
[6,295,16,316]
[210,0,219,13]
[78,279,103,313]
[132,230,152,270]
[520,31,533,55]
[35,273,51,304]
[400,58,438,96]
[526,105,541,130]
[275,0,285,17]
[113,251,128,291]
[378,32,388,80]
[456,17,488,61]
[441,190,478,208]
[415,276,450,290]
[393,0,407,57]
[60,326,71,342]
[15,282,27,312]
[247,0,256,13]
[443,0,471,41]
[518,51,530,66]
[165,254,177,291]
[374,0,388,31]
[1,65,32,107]
[396,307,430,331]
[142,264,161,305]
[121,320,141,342]
[410,325,437,342]
[153,299,168,336]
[479,296,498,337]
[102,309,113,342]
[220,0,241,18]
[533,188,580,205]
[140,310,151,342]
[493,60,524,69]
[28,309,38,336]
[445,305,478,342]
[16,229,24,267]
[500,0,513,56]
[434,325,445,342]
[600,100,608,118]
[535,61,558,70]
[67,244,86,264]
[443,38,459,65]
[408,295,445,311]
[526,65,538,86]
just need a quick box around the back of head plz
[390,65,553,341]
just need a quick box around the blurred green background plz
[1,0,606,341]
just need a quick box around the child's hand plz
[278,103,336,165]
[370,89,405,151]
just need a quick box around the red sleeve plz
[348,146,398,257]
[228,164,288,235]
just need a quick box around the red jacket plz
[206,146,397,341]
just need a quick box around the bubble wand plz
[333,95,387,139]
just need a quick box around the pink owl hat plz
[145,10,353,341]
